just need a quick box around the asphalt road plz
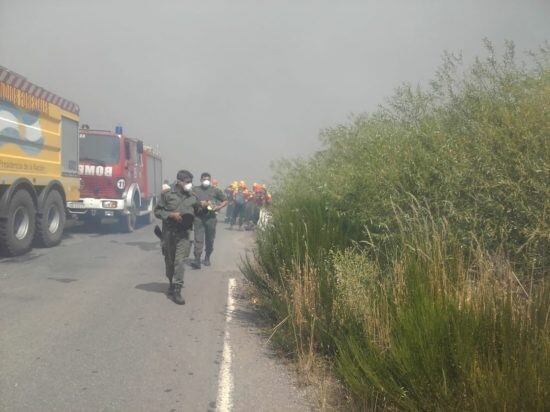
[0,218,312,411]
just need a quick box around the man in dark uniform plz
[154,170,201,305]
[191,172,228,269]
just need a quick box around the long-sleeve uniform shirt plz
[154,188,200,231]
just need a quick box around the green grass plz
[334,221,549,410]
[242,41,550,410]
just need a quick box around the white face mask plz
[202,179,211,187]
[183,182,193,191]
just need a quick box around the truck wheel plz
[36,190,66,247]
[141,198,154,226]
[0,189,36,256]
[120,202,137,233]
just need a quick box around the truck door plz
[60,117,79,177]
[124,139,138,181]
[60,117,80,201]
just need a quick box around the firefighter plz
[224,185,235,223]
[244,183,260,230]
[154,170,201,305]
[230,181,249,230]
[245,184,270,230]
[191,172,228,268]
[225,181,239,224]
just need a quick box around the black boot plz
[203,255,211,266]
[190,257,201,270]
[172,285,185,305]
[167,279,174,295]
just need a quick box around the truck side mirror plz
[137,141,144,154]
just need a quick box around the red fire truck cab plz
[67,126,162,231]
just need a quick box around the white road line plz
[217,278,236,412]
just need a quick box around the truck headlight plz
[102,201,118,208]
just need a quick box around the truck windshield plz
[79,134,120,165]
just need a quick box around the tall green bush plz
[271,41,549,273]
[243,42,550,410]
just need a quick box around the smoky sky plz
[1,0,549,186]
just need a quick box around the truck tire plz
[0,189,36,256]
[119,201,137,233]
[141,198,154,225]
[36,190,66,247]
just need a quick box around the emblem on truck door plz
[0,101,45,155]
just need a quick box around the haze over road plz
[0,220,312,411]
[2,1,549,183]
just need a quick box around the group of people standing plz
[153,171,271,305]
[224,181,272,230]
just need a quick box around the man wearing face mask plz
[191,172,228,268]
[154,170,202,305]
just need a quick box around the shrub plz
[242,41,550,410]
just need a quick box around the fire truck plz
[0,66,80,256]
[67,127,162,231]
